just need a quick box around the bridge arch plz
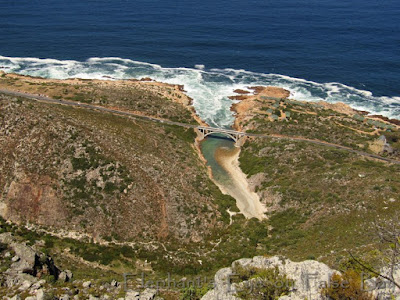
[196,126,246,146]
[202,130,239,142]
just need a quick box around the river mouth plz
[200,133,236,184]
[200,134,267,220]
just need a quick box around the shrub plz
[232,264,294,300]
[180,285,210,300]
[321,270,373,300]
[104,182,118,193]
[0,242,7,252]
[71,156,91,170]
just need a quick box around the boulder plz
[139,288,157,300]
[111,279,119,287]
[65,269,73,281]
[125,289,157,300]
[18,278,34,291]
[59,271,68,282]
[6,273,38,290]
[125,290,140,300]
[365,264,400,300]
[0,232,60,283]
[0,232,14,244]
[36,289,45,300]
[201,268,238,300]
[11,243,37,273]
[201,256,336,300]
[31,279,46,290]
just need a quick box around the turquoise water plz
[200,134,236,184]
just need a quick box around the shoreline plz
[229,85,400,130]
[214,146,266,220]
[0,71,210,127]
[1,71,398,126]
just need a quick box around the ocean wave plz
[0,55,399,126]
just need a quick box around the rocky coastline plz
[229,85,400,131]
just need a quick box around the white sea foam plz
[0,55,399,124]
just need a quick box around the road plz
[1,88,399,165]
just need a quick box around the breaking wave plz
[1,55,399,127]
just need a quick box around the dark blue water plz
[0,0,399,120]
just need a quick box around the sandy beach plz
[214,146,267,220]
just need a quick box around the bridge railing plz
[197,126,246,136]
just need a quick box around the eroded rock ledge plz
[202,255,400,300]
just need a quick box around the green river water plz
[200,134,236,185]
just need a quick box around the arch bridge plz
[196,126,247,147]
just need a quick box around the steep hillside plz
[0,92,223,243]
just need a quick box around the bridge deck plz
[197,126,246,136]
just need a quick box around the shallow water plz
[200,135,266,219]
[200,134,236,184]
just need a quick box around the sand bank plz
[214,146,266,220]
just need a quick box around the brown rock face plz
[233,89,250,95]
[369,115,400,126]
[249,86,291,98]
[228,95,249,100]
[5,175,67,226]
[229,86,290,130]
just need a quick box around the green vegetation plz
[321,270,373,300]
[236,133,400,268]
[243,98,400,158]
[1,92,266,289]
[180,285,211,300]
[0,74,196,124]
[232,263,294,300]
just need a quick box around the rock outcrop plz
[202,255,400,300]
[0,232,70,291]
[202,256,335,300]
[365,265,400,300]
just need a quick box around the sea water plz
[0,0,399,124]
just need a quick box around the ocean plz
[0,0,399,126]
